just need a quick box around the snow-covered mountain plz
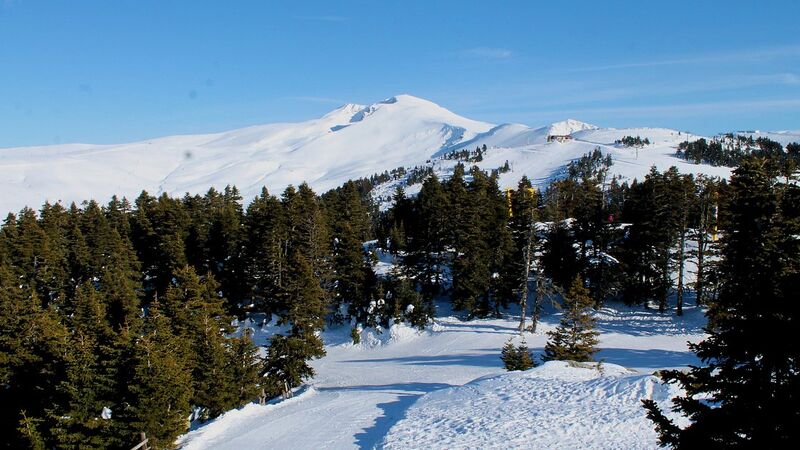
[0,94,794,213]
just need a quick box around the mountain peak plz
[378,94,449,109]
[547,119,597,136]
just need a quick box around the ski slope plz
[179,302,705,449]
[0,94,775,215]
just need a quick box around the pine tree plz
[48,283,118,448]
[244,187,286,315]
[205,185,246,308]
[508,177,538,331]
[283,183,332,276]
[160,266,237,420]
[65,204,92,291]
[690,176,721,306]
[541,221,580,291]
[0,260,70,447]
[620,168,675,310]
[37,202,71,306]
[384,186,411,255]
[263,251,326,397]
[104,195,133,238]
[501,338,535,371]
[131,192,190,297]
[403,175,449,300]
[382,276,432,329]
[119,303,193,449]
[485,173,516,314]
[325,181,377,324]
[543,276,599,362]
[659,169,695,315]
[226,328,263,407]
[262,333,319,398]
[17,412,46,450]
[643,158,800,448]
[12,207,61,307]
[193,315,238,420]
[450,170,493,316]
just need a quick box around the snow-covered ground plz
[2,93,786,214]
[382,361,684,450]
[179,301,705,449]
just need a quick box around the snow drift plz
[381,361,683,450]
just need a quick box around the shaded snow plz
[179,302,704,449]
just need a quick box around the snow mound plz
[381,361,680,450]
[355,322,428,348]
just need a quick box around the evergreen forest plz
[1,139,799,448]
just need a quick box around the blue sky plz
[1,0,799,147]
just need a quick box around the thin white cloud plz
[442,72,800,115]
[553,73,800,105]
[461,47,514,60]
[524,98,800,119]
[569,44,800,73]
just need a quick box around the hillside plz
[0,94,771,214]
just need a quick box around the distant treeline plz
[677,135,799,171]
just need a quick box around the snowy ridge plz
[0,94,790,214]
[731,130,800,147]
[0,94,494,214]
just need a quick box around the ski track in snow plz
[179,303,705,449]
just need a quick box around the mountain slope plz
[0,94,784,213]
[0,95,493,213]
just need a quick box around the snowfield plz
[382,361,682,450]
[179,302,705,449]
[2,93,788,215]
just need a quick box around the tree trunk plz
[519,223,534,334]
[676,227,686,316]
[696,198,707,306]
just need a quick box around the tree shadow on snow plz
[355,394,420,449]
[438,321,520,335]
[342,351,502,368]
[592,297,707,337]
[317,382,454,449]
[597,347,699,370]
[317,381,454,394]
